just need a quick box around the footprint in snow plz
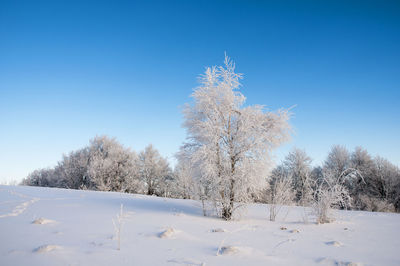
[218,246,240,255]
[32,218,56,225]
[210,228,226,233]
[325,241,343,247]
[217,246,255,256]
[159,228,179,238]
[33,245,61,253]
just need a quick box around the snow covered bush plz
[180,55,291,220]
[313,170,353,224]
[313,181,350,224]
[358,195,395,212]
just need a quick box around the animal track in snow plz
[0,198,39,218]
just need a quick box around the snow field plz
[0,185,399,266]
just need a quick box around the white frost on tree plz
[138,144,171,196]
[173,158,196,199]
[181,55,291,220]
[88,136,139,192]
[266,166,295,221]
[56,148,90,189]
[323,145,350,180]
[283,148,313,205]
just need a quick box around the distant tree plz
[283,148,313,205]
[138,144,171,196]
[181,55,291,220]
[355,156,399,212]
[56,148,91,189]
[323,145,350,179]
[173,159,195,199]
[310,166,324,188]
[21,168,57,187]
[266,166,294,221]
[370,157,398,200]
[348,146,373,208]
[88,136,139,192]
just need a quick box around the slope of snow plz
[0,185,399,266]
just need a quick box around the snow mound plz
[325,241,343,247]
[159,228,176,238]
[218,246,240,255]
[32,218,56,225]
[33,245,61,253]
[211,228,226,233]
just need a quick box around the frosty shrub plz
[313,170,354,224]
[359,195,395,212]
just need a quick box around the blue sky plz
[1,0,399,182]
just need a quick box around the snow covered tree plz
[357,156,399,212]
[266,166,294,221]
[181,55,291,220]
[283,148,313,205]
[138,144,171,196]
[348,146,374,209]
[56,148,91,189]
[88,136,139,192]
[173,159,196,199]
[323,145,366,210]
[21,168,57,187]
[323,145,350,179]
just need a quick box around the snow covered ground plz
[0,185,399,266]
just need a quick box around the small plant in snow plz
[112,204,124,250]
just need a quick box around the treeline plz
[264,146,400,213]
[21,136,400,213]
[21,136,181,197]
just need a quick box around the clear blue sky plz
[1,0,399,183]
